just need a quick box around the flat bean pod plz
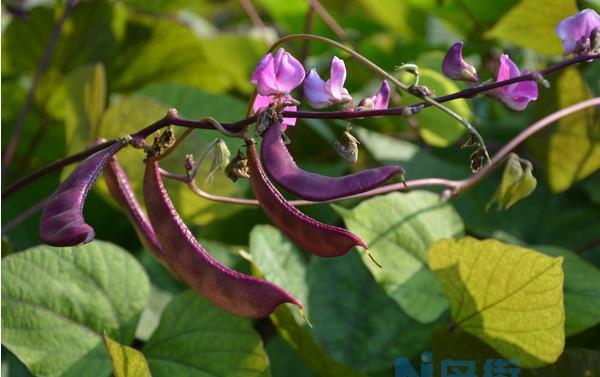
[260,122,404,201]
[103,154,165,263]
[247,139,368,257]
[40,140,126,246]
[143,159,302,318]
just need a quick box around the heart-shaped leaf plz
[103,334,151,377]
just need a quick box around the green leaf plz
[581,172,600,204]
[534,246,600,336]
[63,63,107,155]
[143,290,270,377]
[336,191,464,323]
[485,0,578,55]
[527,67,600,192]
[249,225,365,377]
[524,348,600,377]
[265,335,316,377]
[406,68,472,147]
[1,241,150,377]
[250,225,437,374]
[487,153,537,210]
[103,334,151,377]
[307,253,438,372]
[429,237,565,367]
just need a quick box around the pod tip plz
[365,248,382,268]
[298,307,313,328]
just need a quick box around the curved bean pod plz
[103,154,165,263]
[247,139,369,257]
[40,140,127,246]
[143,158,302,318]
[260,122,404,201]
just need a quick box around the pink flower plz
[556,9,600,56]
[250,48,305,96]
[252,94,297,131]
[357,80,391,110]
[441,41,479,82]
[303,56,353,109]
[489,54,538,111]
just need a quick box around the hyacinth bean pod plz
[260,122,405,201]
[103,154,165,263]
[40,140,127,246]
[246,138,369,258]
[143,159,302,318]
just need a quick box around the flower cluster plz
[251,49,390,129]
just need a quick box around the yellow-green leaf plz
[103,334,151,377]
[527,67,600,192]
[429,237,565,367]
[485,0,578,55]
[488,153,537,210]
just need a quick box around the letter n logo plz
[395,357,419,377]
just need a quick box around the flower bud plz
[442,42,479,82]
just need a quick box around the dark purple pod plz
[247,139,367,257]
[103,155,165,263]
[260,122,404,201]
[40,140,127,246]
[143,158,302,318]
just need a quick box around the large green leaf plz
[250,225,436,374]
[335,191,464,323]
[527,68,600,192]
[429,237,565,367]
[249,225,362,377]
[142,290,269,377]
[485,0,578,55]
[534,246,600,336]
[1,241,150,377]
[103,334,151,377]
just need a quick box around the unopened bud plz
[185,154,196,176]
[442,42,479,82]
[408,84,433,98]
[531,72,550,89]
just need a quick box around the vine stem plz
[2,0,80,172]
[2,98,598,232]
[2,55,597,200]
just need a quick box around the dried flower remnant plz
[143,158,302,318]
[442,41,479,82]
[488,54,538,111]
[40,140,126,246]
[334,127,360,163]
[556,9,600,56]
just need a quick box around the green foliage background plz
[2,0,599,376]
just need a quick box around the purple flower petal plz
[251,49,305,96]
[442,41,479,82]
[373,80,391,109]
[490,54,538,111]
[304,69,332,109]
[328,56,347,100]
[557,9,600,56]
[273,48,305,94]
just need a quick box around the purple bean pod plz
[260,122,404,201]
[103,154,165,263]
[143,158,302,318]
[40,140,127,246]
[247,139,368,257]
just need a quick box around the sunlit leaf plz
[1,241,150,377]
[429,237,565,367]
[143,291,270,377]
[527,67,600,192]
[485,0,578,55]
[335,191,464,323]
[103,334,151,377]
